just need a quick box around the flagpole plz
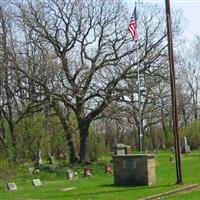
[129,0,142,153]
[136,0,142,153]
[165,0,183,184]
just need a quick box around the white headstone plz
[7,183,17,191]
[38,150,43,165]
[29,167,35,175]
[49,156,56,165]
[32,179,42,187]
[68,170,74,180]
[184,137,187,150]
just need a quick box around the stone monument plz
[113,154,156,186]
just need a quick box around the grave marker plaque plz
[123,160,137,169]
[32,179,42,187]
[7,183,17,191]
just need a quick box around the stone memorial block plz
[113,154,156,186]
[29,167,35,175]
[32,179,42,187]
[7,183,17,191]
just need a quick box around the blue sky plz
[124,0,200,42]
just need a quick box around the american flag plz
[128,6,138,42]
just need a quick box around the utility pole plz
[165,0,183,184]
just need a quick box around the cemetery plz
[1,0,200,199]
[0,149,200,199]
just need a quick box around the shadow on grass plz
[58,184,174,198]
[100,183,173,188]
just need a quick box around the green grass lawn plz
[0,151,200,200]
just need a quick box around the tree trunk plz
[79,122,90,163]
[8,122,17,163]
[182,107,187,126]
[62,121,79,164]
[53,101,79,164]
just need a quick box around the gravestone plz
[105,164,113,174]
[35,149,43,166]
[162,143,166,149]
[171,146,175,152]
[154,149,158,153]
[29,167,35,175]
[67,170,74,180]
[35,169,40,174]
[74,172,78,179]
[7,183,17,191]
[84,167,92,177]
[170,155,174,162]
[57,149,65,160]
[114,144,133,155]
[49,156,56,165]
[67,170,78,180]
[113,143,126,155]
[182,137,191,153]
[32,179,42,187]
[49,165,56,171]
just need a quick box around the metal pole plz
[136,0,142,153]
[137,39,142,153]
[165,0,183,184]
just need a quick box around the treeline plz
[0,0,200,164]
